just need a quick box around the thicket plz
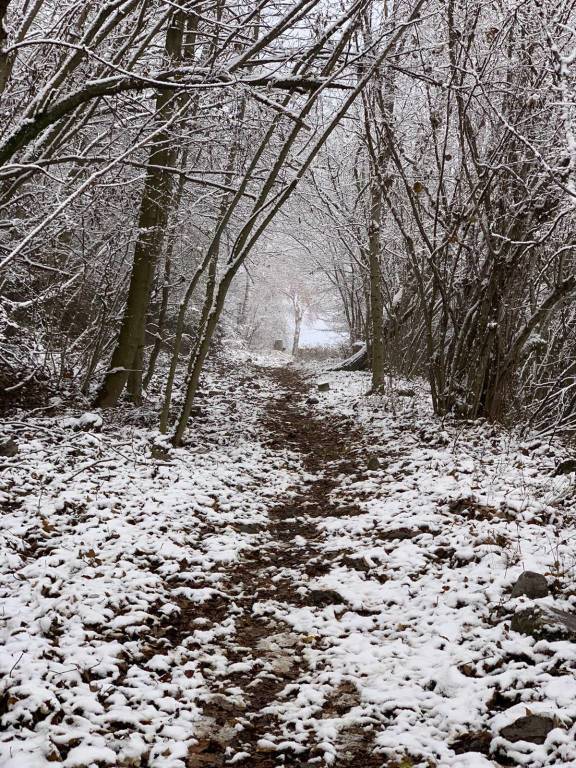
[1,0,576,441]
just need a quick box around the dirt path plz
[4,360,571,766]
[186,366,382,767]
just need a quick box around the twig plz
[64,459,118,481]
[9,651,24,677]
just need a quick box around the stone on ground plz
[511,571,549,599]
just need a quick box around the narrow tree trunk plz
[237,272,250,330]
[292,306,303,356]
[94,14,183,407]
[368,179,385,392]
[142,244,172,390]
[159,257,208,433]
[143,147,190,390]
[171,270,236,447]
[0,0,12,96]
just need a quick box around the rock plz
[257,632,300,651]
[367,455,380,471]
[187,738,225,767]
[271,656,296,675]
[317,382,330,392]
[511,605,576,641]
[305,560,331,577]
[325,681,361,715]
[500,714,556,744]
[511,571,548,599]
[0,438,18,457]
[433,545,456,561]
[396,387,416,397]
[306,396,320,405]
[307,589,347,608]
[552,459,576,476]
[205,693,246,713]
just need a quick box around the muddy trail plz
[186,366,383,767]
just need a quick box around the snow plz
[1,356,576,766]
[269,367,576,766]
[0,362,295,767]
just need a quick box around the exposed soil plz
[185,366,384,767]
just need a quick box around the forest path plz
[187,365,382,767]
[2,360,573,767]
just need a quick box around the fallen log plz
[333,344,368,372]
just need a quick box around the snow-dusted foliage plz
[0,300,47,405]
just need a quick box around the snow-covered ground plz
[0,360,297,768]
[1,356,576,767]
[266,368,576,767]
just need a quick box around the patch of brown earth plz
[183,367,384,767]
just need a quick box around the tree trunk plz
[143,147,190,390]
[368,179,385,392]
[291,306,303,356]
[334,344,368,371]
[142,244,172,391]
[237,272,251,330]
[0,0,12,96]
[94,13,183,407]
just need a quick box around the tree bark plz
[0,0,12,96]
[367,179,385,392]
[291,305,303,356]
[94,13,184,407]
